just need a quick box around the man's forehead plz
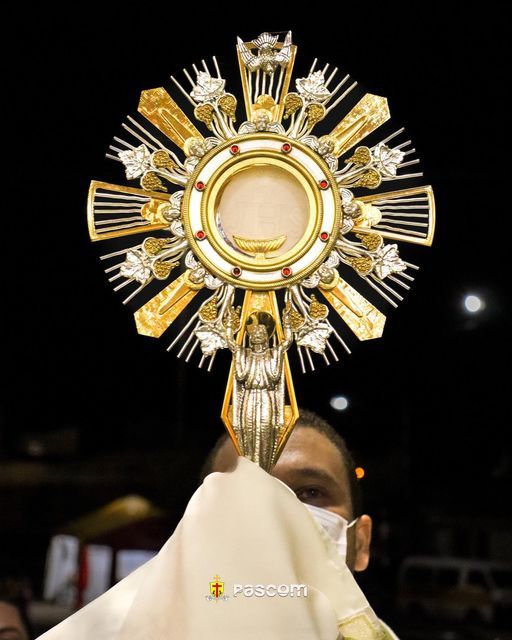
[213,426,349,484]
[274,427,348,482]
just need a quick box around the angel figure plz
[225,305,293,470]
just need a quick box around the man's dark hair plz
[200,408,363,517]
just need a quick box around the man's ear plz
[354,514,372,572]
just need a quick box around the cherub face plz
[191,142,205,157]
[318,136,335,156]
[184,137,205,158]
[253,110,270,130]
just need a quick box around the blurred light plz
[123,496,149,516]
[26,439,45,457]
[330,395,349,411]
[464,294,484,313]
[355,466,365,479]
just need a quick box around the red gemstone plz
[320,231,330,242]
[230,144,240,154]
[195,181,205,190]
[281,142,292,153]
[195,230,206,240]
[232,267,242,277]
[319,179,329,189]
[281,267,292,277]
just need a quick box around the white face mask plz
[304,503,357,563]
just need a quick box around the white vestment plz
[38,457,395,639]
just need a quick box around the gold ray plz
[221,290,299,461]
[319,277,386,340]
[329,94,390,158]
[134,270,203,338]
[88,180,171,242]
[237,41,297,123]
[138,87,203,151]
[354,185,436,246]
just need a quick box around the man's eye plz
[296,487,324,501]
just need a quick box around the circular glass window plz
[215,164,310,259]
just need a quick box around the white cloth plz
[38,457,390,639]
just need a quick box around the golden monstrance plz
[88,31,435,471]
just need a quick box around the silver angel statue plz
[195,304,293,470]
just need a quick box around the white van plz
[397,556,512,623]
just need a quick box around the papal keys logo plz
[206,575,229,602]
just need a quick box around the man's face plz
[211,426,372,572]
[272,427,353,520]
[0,602,28,640]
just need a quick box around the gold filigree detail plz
[283,92,303,118]
[218,94,237,120]
[345,146,371,166]
[250,108,273,124]
[152,150,176,170]
[185,270,207,290]
[356,232,383,251]
[309,294,328,319]
[140,200,172,225]
[143,237,169,256]
[255,94,276,111]
[223,305,241,332]
[318,135,337,151]
[152,260,179,280]
[141,172,167,192]
[350,256,374,275]
[138,87,203,150]
[289,308,305,331]
[232,234,286,257]
[306,103,325,127]
[194,104,214,129]
[353,202,382,226]
[347,203,363,219]
[353,169,382,189]
[199,297,218,322]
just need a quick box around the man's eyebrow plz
[0,627,23,635]
[286,467,339,486]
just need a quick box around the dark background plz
[4,4,511,638]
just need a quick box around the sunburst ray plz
[329,93,391,157]
[87,181,172,241]
[237,31,297,123]
[355,185,435,246]
[134,270,204,338]
[138,87,203,150]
